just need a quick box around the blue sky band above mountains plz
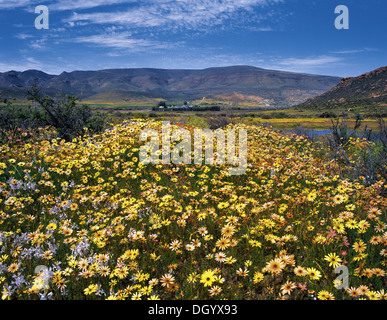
[0,0,386,77]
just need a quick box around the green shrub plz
[0,93,47,145]
[319,111,337,118]
[28,88,106,140]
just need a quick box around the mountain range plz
[296,66,387,111]
[0,66,340,107]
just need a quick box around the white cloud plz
[15,33,33,40]
[258,55,346,75]
[250,26,274,32]
[0,57,60,74]
[331,48,378,54]
[49,0,135,11]
[0,0,133,10]
[276,55,343,68]
[72,32,172,51]
[0,0,32,9]
[29,38,48,50]
[331,49,363,54]
[64,0,283,31]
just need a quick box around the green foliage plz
[0,87,106,143]
[0,93,46,145]
[28,86,106,140]
[319,111,337,118]
[327,115,387,188]
[356,139,387,185]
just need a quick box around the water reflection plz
[282,128,384,142]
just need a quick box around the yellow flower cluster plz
[0,120,385,300]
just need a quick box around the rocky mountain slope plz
[296,66,387,110]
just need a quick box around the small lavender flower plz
[0,263,7,275]
[70,238,90,258]
[12,273,26,288]
[96,288,106,296]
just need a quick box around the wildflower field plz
[0,119,386,300]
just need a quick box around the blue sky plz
[0,0,386,77]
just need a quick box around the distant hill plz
[296,66,387,111]
[0,66,340,107]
